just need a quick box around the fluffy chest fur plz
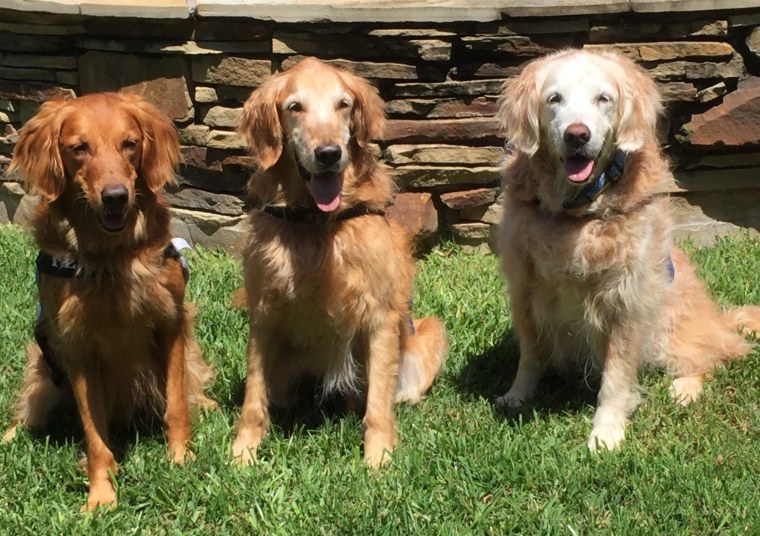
[244,212,412,381]
[500,196,673,362]
[38,254,180,363]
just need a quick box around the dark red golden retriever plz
[232,58,447,466]
[5,93,215,511]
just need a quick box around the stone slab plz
[171,207,248,252]
[79,0,190,18]
[280,56,435,81]
[1,0,80,15]
[385,191,438,249]
[632,0,760,13]
[79,51,193,122]
[386,97,498,119]
[677,80,760,147]
[395,165,501,188]
[273,32,452,62]
[192,56,271,87]
[384,144,504,165]
[197,1,506,23]
[384,118,501,144]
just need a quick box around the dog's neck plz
[508,145,646,217]
[32,193,170,274]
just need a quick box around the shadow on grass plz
[20,403,178,466]
[226,374,360,439]
[457,329,599,426]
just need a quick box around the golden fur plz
[232,58,447,466]
[495,49,760,451]
[5,93,215,510]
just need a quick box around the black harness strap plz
[33,240,191,387]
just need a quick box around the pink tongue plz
[308,172,341,212]
[564,157,595,183]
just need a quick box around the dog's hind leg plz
[4,343,66,442]
[395,317,447,405]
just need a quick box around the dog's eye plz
[338,98,351,110]
[286,101,303,113]
[71,142,89,155]
[547,93,562,105]
[597,94,612,104]
[122,139,138,151]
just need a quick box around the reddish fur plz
[232,58,447,467]
[5,93,215,511]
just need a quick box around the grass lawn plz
[0,222,759,534]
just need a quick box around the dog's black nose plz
[101,184,129,208]
[314,144,342,167]
[564,123,591,147]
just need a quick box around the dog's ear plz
[238,75,284,170]
[10,99,69,201]
[615,55,663,153]
[498,60,543,157]
[122,94,180,192]
[339,70,385,146]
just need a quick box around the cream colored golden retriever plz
[495,49,760,451]
[232,58,447,466]
[5,93,215,510]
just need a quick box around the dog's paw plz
[2,424,18,443]
[670,376,703,407]
[587,423,626,452]
[167,442,195,465]
[363,445,392,468]
[82,483,117,513]
[363,427,395,468]
[494,392,526,409]
[231,440,257,467]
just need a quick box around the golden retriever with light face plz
[5,93,215,510]
[495,49,760,451]
[232,57,447,466]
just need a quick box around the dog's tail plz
[723,305,760,339]
[183,303,218,411]
[395,317,447,404]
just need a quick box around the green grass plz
[0,224,759,534]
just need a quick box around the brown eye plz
[338,98,351,110]
[122,139,138,150]
[72,142,89,155]
[597,93,612,104]
[287,101,303,113]
[547,93,562,105]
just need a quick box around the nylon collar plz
[563,150,627,209]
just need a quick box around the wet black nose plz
[564,123,591,148]
[101,184,129,208]
[314,144,342,167]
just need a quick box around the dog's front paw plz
[82,482,117,513]
[494,391,526,409]
[167,442,195,465]
[363,427,395,468]
[231,435,260,467]
[587,423,626,452]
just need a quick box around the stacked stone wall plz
[2,4,760,250]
